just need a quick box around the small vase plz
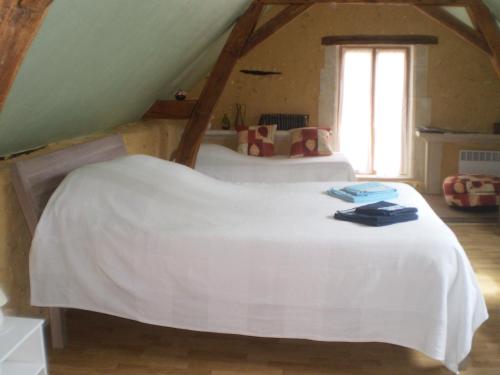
[221,113,231,130]
[174,90,187,101]
[234,103,246,131]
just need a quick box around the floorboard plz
[47,223,500,375]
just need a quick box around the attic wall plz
[0,0,251,157]
[191,4,500,136]
[0,119,185,316]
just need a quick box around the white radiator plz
[459,149,500,176]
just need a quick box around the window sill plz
[356,174,411,180]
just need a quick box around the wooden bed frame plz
[8,134,472,370]
[10,134,127,348]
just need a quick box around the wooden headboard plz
[11,135,127,235]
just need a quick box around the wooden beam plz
[415,5,490,55]
[466,0,500,78]
[465,4,482,32]
[240,4,311,57]
[0,0,53,111]
[322,34,438,45]
[259,1,468,5]
[143,100,197,119]
[174,1,264,167]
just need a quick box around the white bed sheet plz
[30,155,487,373]
[195,144,355,182]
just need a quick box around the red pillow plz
[237,125,277,157]
[290,127,333,158]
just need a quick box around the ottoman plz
[443,174,500,207]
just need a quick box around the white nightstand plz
[0,317,47,375]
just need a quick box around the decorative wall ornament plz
[240,69,282,76]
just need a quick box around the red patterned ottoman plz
[443,175,500,207]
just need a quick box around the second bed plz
[195,143,355,182]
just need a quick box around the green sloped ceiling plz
[0,0,250,156]
[1,0,499,157]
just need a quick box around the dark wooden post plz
[174,1,264,167]
[415,5,490,55]
[466,0,500,78]
[0,0,53,111]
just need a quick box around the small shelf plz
[2,362,45,375]
[416,131,500,144]
[0,318,43,362]
[0,317,46,375]
[205,130,290,137]
[205,130,236,136]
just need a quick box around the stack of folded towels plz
[326,182,398,203]
[334,201,418,226]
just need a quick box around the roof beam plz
[415,5,491,55]
[174,1,264,167]
[259,1,468,5]
[466,0,500,78]
[465,4,482,32]
[0,0,53,111]
[240,4,312,57]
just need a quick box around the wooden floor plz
[423,194,499,224]
[48,224,500,375]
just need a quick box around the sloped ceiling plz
[0,0,251,156]
[444,1,500,28]
[0,0,498,157]
[484,0,500,24]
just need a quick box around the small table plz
[0,317,47,375]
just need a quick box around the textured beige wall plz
[0,119,185,317]
[190,4,500,137]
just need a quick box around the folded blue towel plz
[341,182,397,196]
[326,188,398,203]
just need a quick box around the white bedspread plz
[30,155,487,373]
[195,144,355,182]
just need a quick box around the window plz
[338,47,409,177]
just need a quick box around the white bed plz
[195,143,355,182]
[30,154,487,373]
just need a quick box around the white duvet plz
[195,143,355,182]
[30,155,487,373]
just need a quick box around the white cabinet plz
[0,317,47,375]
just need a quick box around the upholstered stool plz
[443,175,500,207]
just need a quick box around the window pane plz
[373,49,406,177]
[338,49,373,174]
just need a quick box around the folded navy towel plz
[355,201,418,217]
[334,208,418,226]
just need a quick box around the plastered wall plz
[193,4,500,130]
[190,4,500,179]
[0,119,185,317]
